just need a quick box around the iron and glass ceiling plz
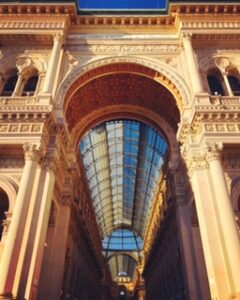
[79,119,168,239]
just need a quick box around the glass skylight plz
[79,119,168,239]
[103,229,143,255]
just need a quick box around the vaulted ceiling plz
[66,72,180,131]
[79,119,168,281]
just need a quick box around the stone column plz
[206,143,240,298]
[36,202,71,300]
[182,33,204,94]
[0,143,41,299]
[176,201,206,300]
[12,165,45,298]
[185,151,240,300]
[24,157,56,300]
[170,161,210,300]
[222,72,234,96]
[12,73,24,97]
[42,34,63,93]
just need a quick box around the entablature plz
[0,12,70,43]
[178,95,240,144]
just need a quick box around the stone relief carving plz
[214,57,231,73]
[23,143,43,161]
[0,158,24,168]
[16,56,32,72]
[205,142,223,162]
[198,52,240,73]
[67,44,180,55]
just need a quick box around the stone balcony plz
[0,94,53,107]
[0,94,53,120]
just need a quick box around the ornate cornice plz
[178,95,240,144]
[0,2,239,37]
[0,3,76,16]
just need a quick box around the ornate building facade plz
[0,1,240,299]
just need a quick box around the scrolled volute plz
[23,143,43,162]
[205,142,223,162]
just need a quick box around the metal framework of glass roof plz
[80,119,168,239]
[80,119,168,281]
[103,228,143,254]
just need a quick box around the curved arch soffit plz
[106,251,139,264]
[0,175,18,214]
[55,56,191,111]
[107,253,138,280]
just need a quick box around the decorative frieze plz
[0,123,44,134]
[67,44,181,55]
[0,157,24,168]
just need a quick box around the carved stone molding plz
[205,142,223,162]
[66,43,181,55]
[184,154,209,177]
[53,33,64,43]
[0,157,24,169]
[182,32,192,41]
[23,143,43,161]
[55,56,191,110]
[40,155,57,173]
[16,56,32,73]
[214,57,231,73]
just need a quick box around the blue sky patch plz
[78,0,168,10]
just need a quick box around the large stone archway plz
[62,63,183,166]
[55,56,191,112]
[58,60,200,300]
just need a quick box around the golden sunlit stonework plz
[0,1,240,299]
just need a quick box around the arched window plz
[0,188,9,240]
[1,75,18,97]
[207,69,225,96]
[228,75,240,96]
[22,75,39,96]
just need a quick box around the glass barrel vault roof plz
[79,119,168,240]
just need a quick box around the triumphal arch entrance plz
[0,1,240,300]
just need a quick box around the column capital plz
[53,33,64,44]
[23,143,43,161]
[205,142,223,162]
[182,32,193,42]
[184,154,209,177]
